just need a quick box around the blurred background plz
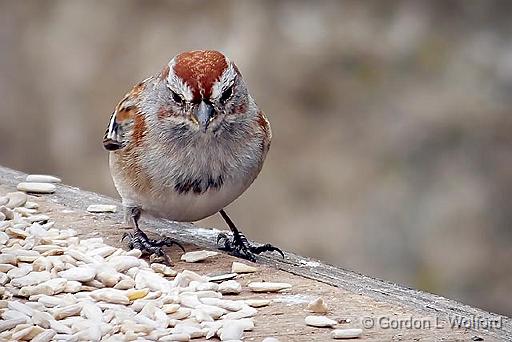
[1,0,511,316]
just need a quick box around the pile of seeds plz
[0,175,363,341]
[0,177,293,341]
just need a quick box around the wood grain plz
[0,165,509,341]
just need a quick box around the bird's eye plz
[219,85,233,104]
[171,90,184,105]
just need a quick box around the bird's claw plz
[122,229,185,265]
[216,232,284,262]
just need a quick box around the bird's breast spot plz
[174,175,224,195]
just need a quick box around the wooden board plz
[1,165,510,341]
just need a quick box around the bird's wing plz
[102,80,148,151]
[257,110,272,153]
[103,111,125,151]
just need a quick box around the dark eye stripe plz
[219,85,233,103]
[171,90,184,105]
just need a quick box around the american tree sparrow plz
[103,50,283,262]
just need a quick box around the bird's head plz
[156,50,251,134]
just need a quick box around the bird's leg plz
[216,209,284,262]
[121,207,184,264]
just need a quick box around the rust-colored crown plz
[173,50,229,102]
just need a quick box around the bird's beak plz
[193,101,215,132]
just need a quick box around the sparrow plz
[103,50,283,262]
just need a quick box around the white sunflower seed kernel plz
[247,282,292,293]
[180,250,218,263]
[26,174,62,183]
[305,315,337,327]
[86,204,117,213]
[17,182,56,194]
[231,261,258,273]
[331,328,363,339]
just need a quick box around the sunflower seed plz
[219,320,246,341]
[218,280,242,294]
[31,310,53,328]
[0,206,14,220]
[307,297,329,313]
[113,278,135,290]
[245,299,271,308]
[196,304,226,319]
[96,270,122,288]
[59,266,96,282]
[31,329,56,342]
[305,315,337,327]
[222,305,257,320]
[53,303,82,320]
[63,281,82,293]
[0,232,9,245]
[247,282,292,293]
[8,300,34,316]
[26,174,62,183]
[187,281,215,292]
[12,325,45,340]
[32,256,52,272]
[231,261,258,273]
[11,271,51,287]
[168,308,191,320]
[17,182,56,194]
[107,256,140,273]
[50,319,73,334]
[88,246,117,258]
[2,309,30,321]
[5,192,27,209]
[90,288,130,304]
[81,301,103,321]
[162,304,180,314]
[159,333,190,341]
[126,288,149,301]
[38,295,64,308]
[200,298,245,312]
[179,294,202,308]
[206,273,237,283]
[151,263,177,277]
[27,215,51,223]
[86,204,117,213]
[331,328,363,339]
[0,263,16,272]
[24,201,39,209]
[135,270,172,293]
[6,227,29,239]
[180,250,218,263]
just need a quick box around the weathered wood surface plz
[1,165,510,341]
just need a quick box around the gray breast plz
[145,121,263,197]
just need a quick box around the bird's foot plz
[216,231,284,262]
[122,229,185,264]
